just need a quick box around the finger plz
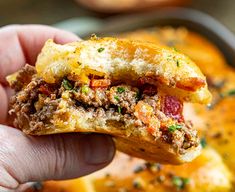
[0,85,8,124]
[0,24,80,124]
[0,24,80,84]
[0,125,115,189]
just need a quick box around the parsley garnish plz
[200,137,207,148]
[176,60,180,67]
[221,89,235,97]
[62,79,73,90]
[145,162,162,173]
[118,106,122,113]
[133,179,143,189]
[114,95,120,101]
[172,176,190,190]
[133,165,145,173]
[173,47,178,52]
[135,91,141,100]
[168,124,182,132]
[81,85,89,94]
[71,89,78,93]
[97,47,105,53]
[117,87,125,93]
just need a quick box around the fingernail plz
[82,134,114,165]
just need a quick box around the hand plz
[0,25,115,190]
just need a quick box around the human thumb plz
[0,125,115,189]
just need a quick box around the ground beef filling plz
[9,65,199,154]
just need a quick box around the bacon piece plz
[138,75,169,86]
[162,95,184,122]
[176,77,206,91]
[143,85,158,96]
[147,126,155,135]
[90,79,111,88]
[139,75,205,92]
[138,77,158,96]
[38,85,52,96]
[139,76,157,86]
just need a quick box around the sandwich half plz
[7,37,211,164]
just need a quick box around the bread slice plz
[7,37,211,164]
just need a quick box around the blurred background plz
[3,1,235,192]
[1,0,235,33]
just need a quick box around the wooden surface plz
[0,0,235,33]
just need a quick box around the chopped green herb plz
[226,89,235,96]
[133,165,145,174]
[117,87,125,93]
[114,95,120,101]
[81,85,89,94]
[97,47,105,53]
[173,47,178,52]
[133,178,143,189]
[172,176,190,190]
[135,91,141,100]
[168,124,182,132]
[176,60,180,67]
[167,54,172,61]
[145,162,162,173]
[200,137,207,148]
[183,178,190,185]
[133,181,141,189]
[71,89,78,93]
[62,79,73,90]
[220,89,235,98]
[118,106,122,113]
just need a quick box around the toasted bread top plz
[35,37,211,104]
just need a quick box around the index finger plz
[0,24,80,124]
[0,24,80,84]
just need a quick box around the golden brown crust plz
[35,38,211,104]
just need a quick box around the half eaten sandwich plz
[7,37,211,164]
